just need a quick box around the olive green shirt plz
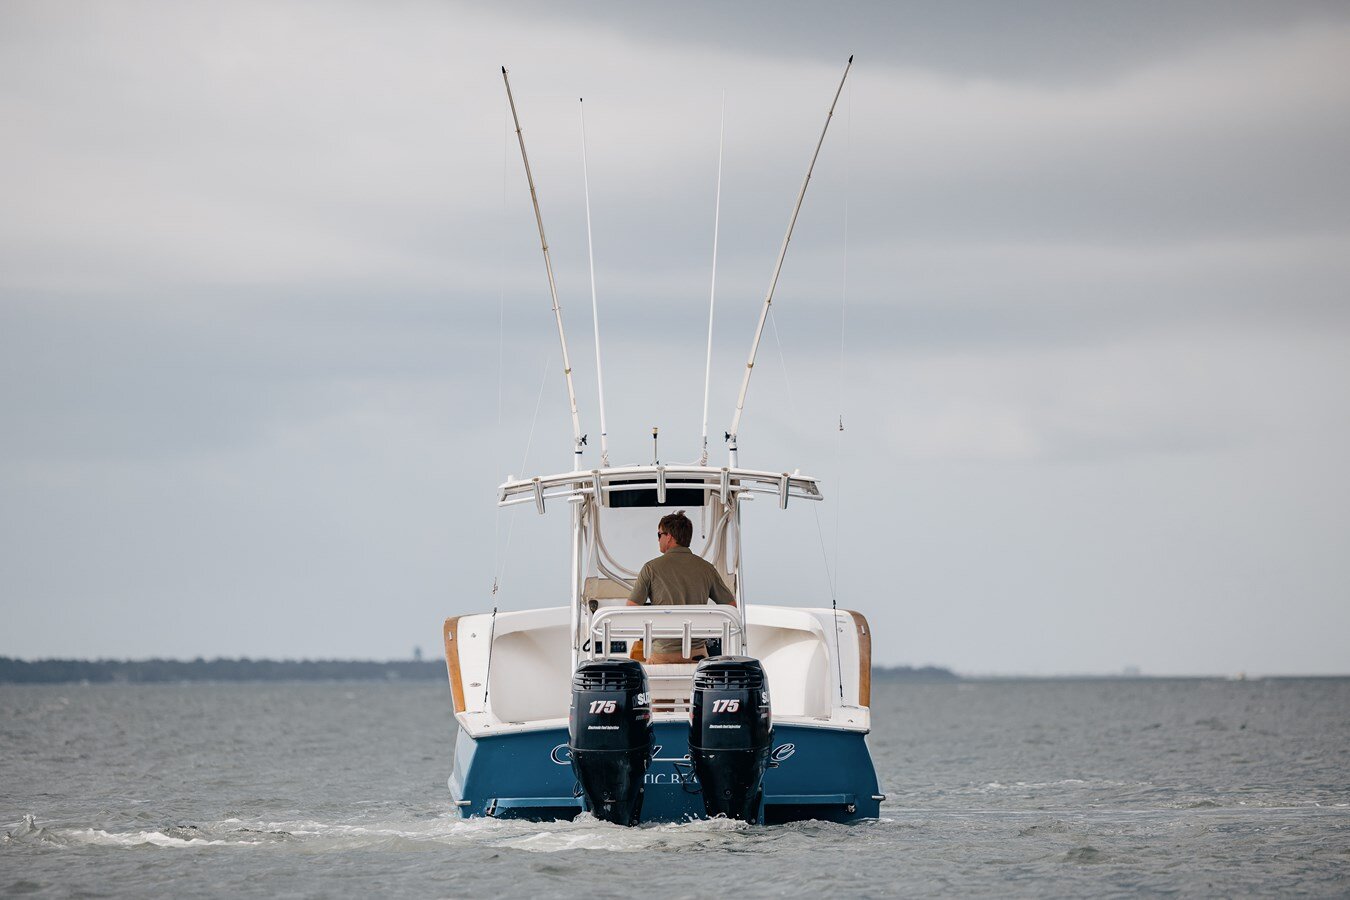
[628,546,735,655]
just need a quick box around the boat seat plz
[583,577,634,601]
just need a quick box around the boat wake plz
[4,811,801,855]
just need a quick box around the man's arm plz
[627,564,651,606]
[710,571,736,607]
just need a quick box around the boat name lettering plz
[644,772,698,785]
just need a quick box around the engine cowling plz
[568,658,652,826]
[689,656,772,822]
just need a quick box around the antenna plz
[726,55,853,467]
[579,98,611,468]
[501,66,586,470]
[699,92,726,467]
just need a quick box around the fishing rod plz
[699,92,726,467]
[726,55,853,467]
[579,98,610,468]
[501,66,586,470]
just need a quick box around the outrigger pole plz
[502,67,586,470]
[579,98,610,468]
[726,55,853,467]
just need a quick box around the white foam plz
[490,815,752,853]
[66,829,262,848]
[33,811,763,856]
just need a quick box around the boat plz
[442,58,882,825]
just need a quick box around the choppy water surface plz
[3,678,1347,897]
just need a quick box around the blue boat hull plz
[449,720,881,824]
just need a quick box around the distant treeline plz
[873,664,960,682]
[0,657,446,684]
[0,657,961,685]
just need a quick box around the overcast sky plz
[2,1,1348,675]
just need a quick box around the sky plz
[2,0,1348,676]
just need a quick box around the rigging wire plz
[491,109,509,604]
[484,350,553,703]
[579,98,610,468]
[827,78,854,701]
[497,350,555,588]
[482,602,497,704]
[832,79,854,599]
[699,91,726,466]
[485,110,512,704]
[768,312,845,698]
[767,313,835,596]
[767,315,841,609]
[770,314,846,700]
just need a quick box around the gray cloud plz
[505,0,1350,84]
[2,0,1347,673]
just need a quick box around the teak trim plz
[443,616,466,714]
[847,610,872,708]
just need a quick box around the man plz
[627,510,736,663]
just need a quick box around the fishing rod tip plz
[848,54,854,63]
[501,65,507,73]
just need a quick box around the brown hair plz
[658,511,693,547]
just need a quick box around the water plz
[3,678,1347,897]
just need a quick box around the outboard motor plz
[568,658,653,826]
[689,656,772,822]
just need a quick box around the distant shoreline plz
[0,657,958,685]
[0,657,446,684]
[1,658,1341,685]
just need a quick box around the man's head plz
[657,511,693,552]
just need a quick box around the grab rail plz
[588,606,742,661]
[499,464,822,513]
